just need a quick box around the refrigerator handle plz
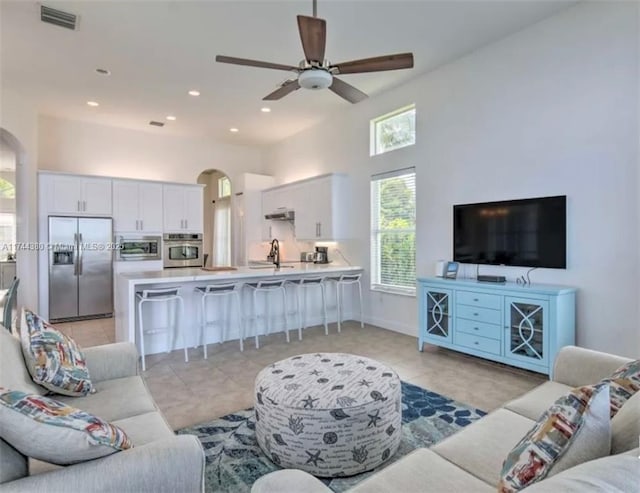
[73,233,79,275]
[77,233,83,275]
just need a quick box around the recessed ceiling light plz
[188,90,200,96]
[95,68,110,76]
[261,107,271,113]
[166,115,176,121]
[229,128,239,133]
[86,101,99,107]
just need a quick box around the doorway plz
[197,170,232,267]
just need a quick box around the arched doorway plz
[197,169,232,267]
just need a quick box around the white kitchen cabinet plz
[163,184,203,233]
[42,173,112,216]
[113,180,163,233]
[292,174,350,241]
[261,187,294,241]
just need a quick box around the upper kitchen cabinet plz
[261,186,295,241]
[40,173,112,216]
[163,184,203,233]
[292,174,350,241]
[113,180,163,233]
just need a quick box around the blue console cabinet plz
[417,277,576,376]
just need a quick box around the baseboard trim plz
[364,316,417,338]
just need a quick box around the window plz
[218,176,231,198]
[370,105,416,156]
[371,168,416,295]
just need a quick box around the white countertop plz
[118,263,363,285]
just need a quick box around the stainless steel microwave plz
[163,233,203,268]
[116,236,161,261]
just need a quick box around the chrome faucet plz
[269,239,280,268]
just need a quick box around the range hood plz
[264,209,295,221]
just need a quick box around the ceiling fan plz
[215,0,414,104]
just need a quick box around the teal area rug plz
[177,382,486,493]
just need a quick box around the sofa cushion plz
[111,412,175,446]
[611,390,640,454]
[55,376,157,422]
[0,439,27,484]
[0,326,46,396]
[20,308,94,396]
[432,408,535,487]
[520,448,640,492]
[499,384,611,492]
[349,448,494,493]
[504,381,572,421]
[0,388,131,465]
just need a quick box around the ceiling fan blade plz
[331,52,414,74]
[329,77,368,104]
[216,55,299,72]
[263,79,301,100]
[297,15,326,63]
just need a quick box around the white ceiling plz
[0,0,576,146]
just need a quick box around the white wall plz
[38,115,264,186]
[0,88,40,312]
[264,2,640,357]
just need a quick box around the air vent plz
[41,5,77,30]
[149,121,165,127]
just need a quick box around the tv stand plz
[417,277,576,376]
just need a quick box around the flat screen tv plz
[453,196,566,269]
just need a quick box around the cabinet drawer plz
[456,318,502,340]
[457,291,501,310]
[455,332,501,355]
[456,305,501,325]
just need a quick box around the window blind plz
[370,168,416,295]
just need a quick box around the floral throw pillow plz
[499,383,611,493]
[0,387,132,464]
[20,308,94,396]
[603,360,640,417]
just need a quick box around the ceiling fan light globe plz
[298,69,333,90]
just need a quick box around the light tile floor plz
[57,317,546,430]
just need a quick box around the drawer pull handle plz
[473,312,479,316]
[474,341,479,345]
[473,298,479,302]
[474,327,479,331]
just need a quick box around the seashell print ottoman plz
[254,352,402,477]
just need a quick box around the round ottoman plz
[254,352,401,477]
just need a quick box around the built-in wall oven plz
[116,236,162,261]
[163,233,203,268]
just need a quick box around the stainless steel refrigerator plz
[49,216,113,322]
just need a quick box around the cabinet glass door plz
[504,297,549,367]
[424,289,452,343]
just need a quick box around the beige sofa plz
[0,327,205,492]
[252,346,640,493]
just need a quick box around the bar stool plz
[136,287,186,371]
[325,273,364,332]
[244,279,294,349]
[287,277,328,336]
[194,283,244,359]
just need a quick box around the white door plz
[82,178,112,215]
[138,182,164,232]
[112,180,139,232]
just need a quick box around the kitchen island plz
[115,264,363,356]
